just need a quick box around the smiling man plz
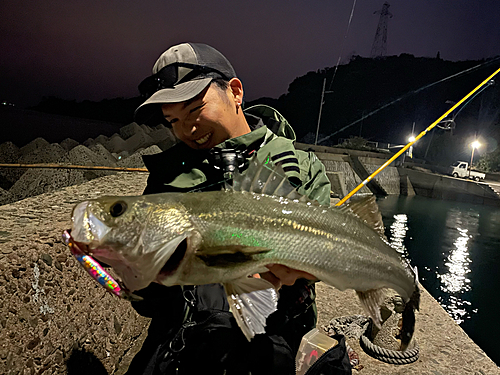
[129,42,332,375]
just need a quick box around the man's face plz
[161,82,248,149]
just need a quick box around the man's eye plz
[190,105,203,113]
[169,118,178,124]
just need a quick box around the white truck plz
[449,161,486,181]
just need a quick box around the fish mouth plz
[156,238,188,280]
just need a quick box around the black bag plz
[303,334,352,375]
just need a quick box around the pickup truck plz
[449,161,486,181]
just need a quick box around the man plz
[127,42,332,375]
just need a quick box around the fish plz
[67,155,420,349]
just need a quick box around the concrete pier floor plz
[315,283,500,374]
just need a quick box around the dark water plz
[376,195,500,365]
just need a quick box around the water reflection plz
[388,213,409,258]
[436,208,476,324]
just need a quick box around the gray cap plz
[135,43,236,124]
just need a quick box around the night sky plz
[1,0,500,108]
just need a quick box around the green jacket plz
[142,104,331,206]
[129,105,331,375]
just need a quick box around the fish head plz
[70,195,193,291]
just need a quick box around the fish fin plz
[400,287,420,350]
[196,246,271,267]
[224,277,278,341]
[231,154,319,204]
[356,288,387,329]
[342,196,386,239]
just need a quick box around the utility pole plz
[371,2,393,58]
[315,78,333,145]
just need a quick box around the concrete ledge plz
[398,168,500,207]
[316,283,500,374]
[0,173,150,374]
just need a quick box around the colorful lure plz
[62,230,142,301]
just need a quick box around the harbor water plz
[377,195,500,365]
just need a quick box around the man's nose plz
[180,117,198,136]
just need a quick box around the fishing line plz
[318,56,500,145]
[327,0,357,92]
[336,65,500,206]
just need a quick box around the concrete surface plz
[0,172,150,375]
[316,283,500,374]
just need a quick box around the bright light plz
[471,141,481,149]
[408,136,416,142]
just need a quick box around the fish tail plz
[400,286,420,351]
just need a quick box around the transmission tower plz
[370,2,393,58]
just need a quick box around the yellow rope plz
[336,66,500,206]
[0,163,149,173]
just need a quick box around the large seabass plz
[68,156,420,349]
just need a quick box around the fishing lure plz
[62,230,142,301]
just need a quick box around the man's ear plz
[228,78,244,106]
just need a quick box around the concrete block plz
[83,138,97,148]
[8,168,87,202]
[88,143,118,166]
[400,174,416,196]
[326,171,347,197]
[68,145,116,181]
[120,123,144,140]
[19,137,50,156]
[140,124,152,134]
[0,187,12,206]
[360,157,400,195]
[0,142,21,185]
[59,138,79,152]
[123,132,156,155]
[117,145,161,169]
[95,134,109,145]
[106,134,128,154]
[320,158,372,196]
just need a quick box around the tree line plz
[31,54,500,170]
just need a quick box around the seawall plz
[0,144,499,374]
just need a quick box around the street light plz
[406,135,415,159]
[469,141,481,177]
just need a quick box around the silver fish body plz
[70,157,419,345]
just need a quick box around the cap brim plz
[134,77,212,124]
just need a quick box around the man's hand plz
[259,264,317,290]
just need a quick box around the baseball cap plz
[135,42,237,124]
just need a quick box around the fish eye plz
[110,201,127,217]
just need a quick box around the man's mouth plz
[195,133,212,145]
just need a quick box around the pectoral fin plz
[224,277,278,341]
[356,288,386,329]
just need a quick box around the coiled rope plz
[360,329,419,365]
[325,315,419,365]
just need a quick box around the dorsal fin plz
[340,196,386,238]
[228,154,318,204]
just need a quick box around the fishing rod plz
[0,163,149,173]
[317,56,500,145]
[335,65,500,207]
